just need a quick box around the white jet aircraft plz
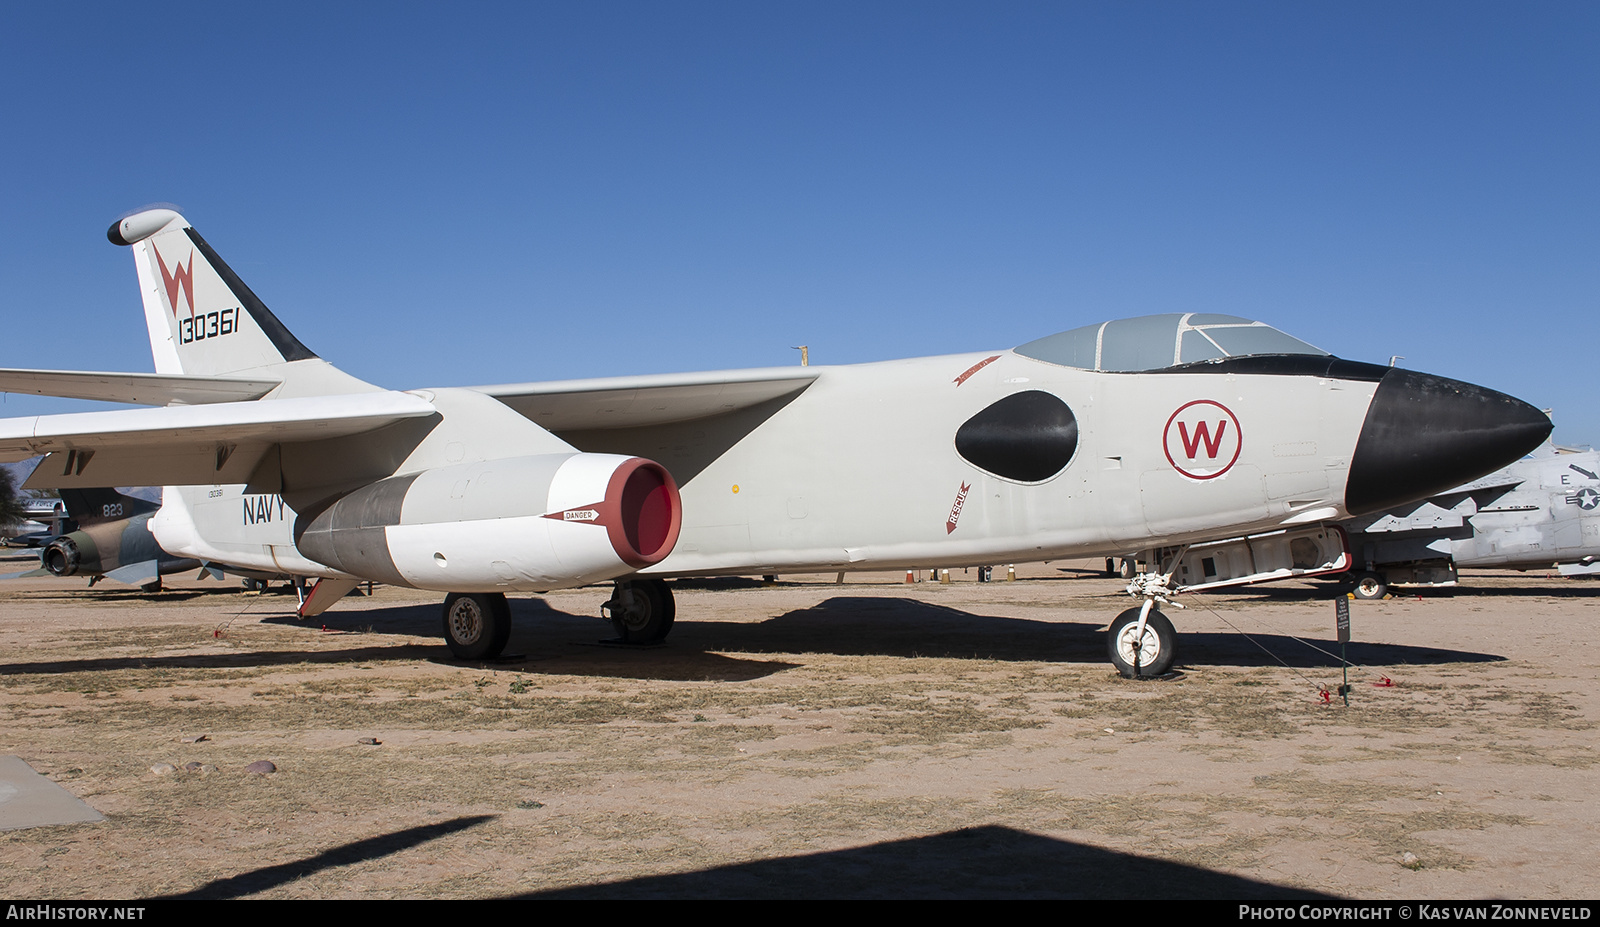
[0,208,1552,676]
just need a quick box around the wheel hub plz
[1115,624,1161,666]
[448,600,484,645]
[618,600,651,632]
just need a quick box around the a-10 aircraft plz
[1338,443,1600,597]
[1,487,195,589]
[0,484,287,590]
[0,207,1552,676]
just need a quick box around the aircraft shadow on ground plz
[0,643,444,677]
[0,598,798,683]
[516,824,1340,900]
[1,586,265,604]
[1219,578,1600,601]
[0,594,1501,677]
[156,815,496,900]
[666,596,1505,670]
[147,819,1334,900]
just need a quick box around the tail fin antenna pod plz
[108,207,317,378]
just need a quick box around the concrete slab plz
[0,756,104,831]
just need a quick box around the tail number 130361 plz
[178,307,239,345]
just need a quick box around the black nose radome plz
[1345,368,1551,516]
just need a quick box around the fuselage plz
[1458,451,1600,569]
[152,346,1384,584]
[640,349,1375,575]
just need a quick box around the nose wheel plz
[1108,606,1176,678]
[1111,547,1188,679]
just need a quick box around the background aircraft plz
[1338,443,1600,598]
[2,487,194,589]
[1,495,68,548]
[0,208,1552,676]
[0,482,293,592]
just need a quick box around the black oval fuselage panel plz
[955,391,1079,482]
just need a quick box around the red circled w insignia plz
[946,481,972,534]
[953,355,1001,387]
[1162,400,1243,480]
[151,244,198,319]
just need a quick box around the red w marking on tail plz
[152,245,197,319]
[1176,420,1227,459]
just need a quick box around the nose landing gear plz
[1112,545,1189,679]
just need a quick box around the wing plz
[1,391,438,489]
[474,367,820,485]
[475,368,819,431]
[0,368,280,405]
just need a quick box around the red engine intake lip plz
[605,458,682,568]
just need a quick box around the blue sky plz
[2,2,1596,443]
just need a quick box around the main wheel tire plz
[1107,606,1177,679]
[442,592,511,660]
[610,579,673,643]
[649,578,676,638]
[1350,571,1388,600]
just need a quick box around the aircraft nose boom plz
[1344,368,1551,516]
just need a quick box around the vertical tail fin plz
[58,488,159,523]
[108,207,319,377]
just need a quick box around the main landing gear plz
[602,578,675,644]
[1347,570,1388,600]
[442,592,511,660]
[437,579,679,661]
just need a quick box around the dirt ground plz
[0,553,1595,900]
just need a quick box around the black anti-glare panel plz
[955,391,1078,482]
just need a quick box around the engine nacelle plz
[295,453,681,593]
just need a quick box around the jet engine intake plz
[295,453,681,593]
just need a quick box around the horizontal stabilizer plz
[476,368,819,430]
[0,566,50,580]
[105,559,160,586]
[0,368,280,406]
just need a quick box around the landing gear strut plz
[442,592,511,660]
[603,578,675,643]
[1110,546,1189,679]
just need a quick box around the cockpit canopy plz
[1014,313,1328,372]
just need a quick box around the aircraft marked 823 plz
[0,207,1552,677]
